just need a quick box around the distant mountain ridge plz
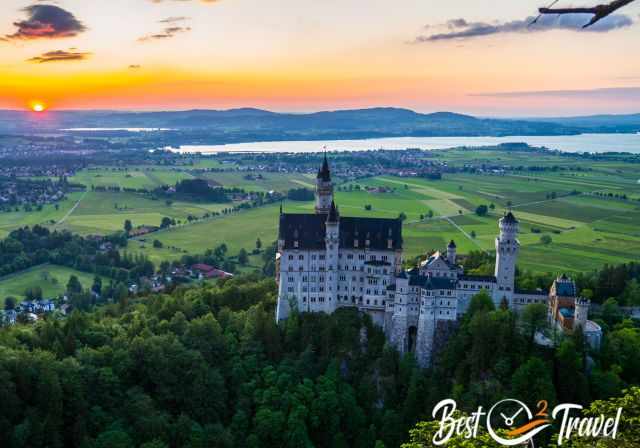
[1,107,639,142]
[530,113,640,132]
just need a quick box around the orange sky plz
[1,0,640,116]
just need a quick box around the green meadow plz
[2,150,639,279]
[0,264,103,301]
[126,171,640,275]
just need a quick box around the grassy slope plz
[0,264,103,301]
[1,154,639,277]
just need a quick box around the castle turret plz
[416,289,437,368]
[494,212,519,307]
[315,153,333,214]
[574,297,590,331]
[324,201,340,313]
[390,272,410,354]
[447,240,457,265]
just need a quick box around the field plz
[126,170,640,274]
[0,264,103,301]
[67,166,315,193]
[54,191,229,236]
[2,149,640,282]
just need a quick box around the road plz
[57,191,87,225]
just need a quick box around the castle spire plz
[327,200,339,223]
[318,150,331,182]
[315,150,334,214]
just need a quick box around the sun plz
[32,103,46,112]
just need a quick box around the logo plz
[432,398,623,446]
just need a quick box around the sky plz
[1,0,640,116]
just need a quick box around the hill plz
[0,107,579,138]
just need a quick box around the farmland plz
[0,264,103,301]
[127,168,640,274]
[1,147,639,292]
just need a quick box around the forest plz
[0,226,152,283]
[0,269,638,448]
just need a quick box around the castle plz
[275,155,601,367]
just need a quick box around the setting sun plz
[32,103,45,112]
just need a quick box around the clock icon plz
[487,399,549,447]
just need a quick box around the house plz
[191,263,233,280]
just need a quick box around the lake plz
[169,133,640,154]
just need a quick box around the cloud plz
[158,16,191,23]
[471,87,640,100]
[27,49,91,63]
[138,25,192,41]
[5,4,86,40]
[413,13,633,43]
[138,15,193,41]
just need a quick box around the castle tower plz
[276,205,290,322]
[324,201,340,313]
[494,212,520,307]
[416,290,437,368]
[447,240,457,265]
[315,153,333,214]
[390,272,410,354]
[574,297,590,331]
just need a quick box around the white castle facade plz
[275,156,600,367]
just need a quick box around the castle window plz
[288,287,294,292]
[299,255,304,260]
[288,255,294,260]
[294,241,299,248]
[303,297,307,302]
[319,254,325,260]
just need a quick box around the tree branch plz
[539,0,637,28]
